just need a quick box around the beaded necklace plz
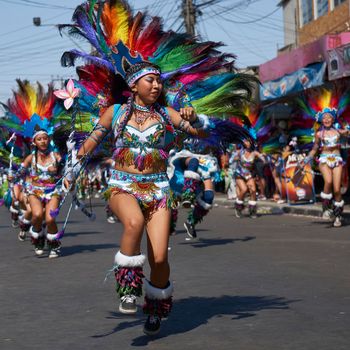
[133,102,158,125]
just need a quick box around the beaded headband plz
[32,129,49,139]
[315,107,338,123]
[126,67,161,87]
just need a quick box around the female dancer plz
[71,62,205,335]
[304,109,349,227]
[234,139,266,218]
[18,129,63,257]
[61,0,256,336]
[1,80,65,256]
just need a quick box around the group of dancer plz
[0,0,349,338]
[226,89,350,228]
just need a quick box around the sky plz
[0,0,284,103]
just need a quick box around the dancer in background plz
[296,87,350,227]
[0,80,66,256]
[234,138,266,218]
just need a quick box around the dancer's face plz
[322,113,334,128]
[133,73,162,105]
[243,139,252,149]
[34,133,50,151]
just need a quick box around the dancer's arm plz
[77,105,114,159]
[167,107,208,138]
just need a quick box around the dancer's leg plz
[332,165,344,227]
[143,207,173,335]
[247,178,257,218]
[28,195,45,255]
[235,178,247,217]
[109,194,146,314]
[319,164,334,218]
[45,196,61,258]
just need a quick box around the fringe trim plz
[143,280,173,318]
[188,203,209,225]
[113,148,168,171]
[143,296,173,318]
[115,266,144,298]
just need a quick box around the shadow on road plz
[91,294,297,346]
[179,236,256,248]
[63,231,102,237]
[175,229,210,235]
[62,243,118,256]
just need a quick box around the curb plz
[214,196,350,219]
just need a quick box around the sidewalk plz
[214,194,350,218]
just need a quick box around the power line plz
[0,9,71,40]
[0,0,74,10]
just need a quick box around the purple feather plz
[256,125,271,138]
[61,50,115,72]
[55,230,65,240]
[50,208,60,218]
[72,7,104,55]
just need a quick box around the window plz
[334,0,346,7]
[301,0,313,26]
[317,0,329,17]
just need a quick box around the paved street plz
[1,200,350,350]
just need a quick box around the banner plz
[281,153,315,204]
[260,62,326,101]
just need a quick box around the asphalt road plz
[1,200,350,350]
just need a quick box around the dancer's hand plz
[179,107,196,122]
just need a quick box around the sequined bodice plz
[30,152,58,183]
[112,104,176,171]
[239,150,255,170]
[320,130,341,149]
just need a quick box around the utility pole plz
[182,0,196,35]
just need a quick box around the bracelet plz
[189,116,202,128]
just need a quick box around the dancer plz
[74,64,205,334]
[1,80,66,256]
[60,0,256,335]
[295,87,350,227]
[234,139,266,218]
[304,109,349,226]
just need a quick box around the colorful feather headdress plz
[297,87,350,125]
[59,0,257,117]
[0,79,56,139]
[229,104,277,153]
[292,85,350,150]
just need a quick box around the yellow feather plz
[25,83,37,117]
[102,1,129,46]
